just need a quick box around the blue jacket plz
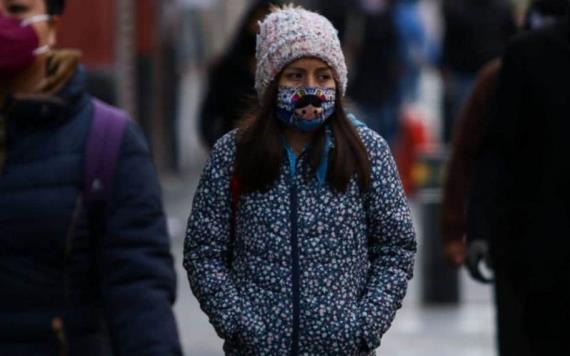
[0,64,182,355]
[184,124,416,355]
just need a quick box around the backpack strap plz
[82,98,129,330]
[84,98,130,208]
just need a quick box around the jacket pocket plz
[307,301,363,355]
[233,299,268,354]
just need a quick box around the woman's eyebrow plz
[285,67,306,73]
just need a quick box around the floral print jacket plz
[184,124,416,356]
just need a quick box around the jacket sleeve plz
[102,122,182,355]
[183,132,242,340]
[440,59,501,244]
[467,41,523,245]
[360,133,417,351]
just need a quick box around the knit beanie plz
[255,5,348,100]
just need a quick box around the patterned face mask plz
[275,86,336,132]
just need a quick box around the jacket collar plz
[283,113,366,185]
[2,50,87,127]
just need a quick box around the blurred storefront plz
[56,0,170,167]
[54,0,255,173]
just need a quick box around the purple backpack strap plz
[84,98,129,207]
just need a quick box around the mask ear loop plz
[20,14,51,27]
[33,45,50,55]
[20,15,52,56]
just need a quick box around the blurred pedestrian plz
[184,5,416,355]
[442,0,570,270]
[440,0,516,144]
[466,2,570,355]
[0,0,182,355]
[348,0,403,146]
[440,58,502,268]
[199,0,278,149]
[314,0,350,40]
[394,0,429,105]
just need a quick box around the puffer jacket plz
[0,52,182,355]
[184,123,416,355]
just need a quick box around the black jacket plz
[0,64,182,355]
[468,19,570,291]
[349,8,401,106]
[442,0,516,73]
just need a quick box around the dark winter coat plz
[468,19,570,291]
[0,55,181,355]
[442,0,516,73]
[441,59,501,243]
[199,57,256,149]
[349,8,402,106]
[184,124,416,355]
[198,0,270,149]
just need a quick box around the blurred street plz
[162,68,497,356]
[2,0,564,354]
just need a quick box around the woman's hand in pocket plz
[234,302,268,353]
[318,303,364,355]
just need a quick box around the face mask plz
[0,14,51,79]
[276,86,336,132]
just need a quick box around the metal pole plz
[115,0,137,118]
[416,148,460,305]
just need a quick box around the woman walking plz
[184,5,416,355]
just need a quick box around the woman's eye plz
[318,74,332,81]
[286,73,302,80]
[7,4,28,15]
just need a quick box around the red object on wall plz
[57,0,156,70]
[56,0,115,70]
[393,108,432,197]
[136,0,155,56]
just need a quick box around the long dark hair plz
[235,80,371,194]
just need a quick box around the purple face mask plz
[0,14,50,79]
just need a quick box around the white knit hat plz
[255,5,348,100]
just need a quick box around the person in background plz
[440,0,516,144]
[0,0,182,354]
[348,0,403,147]
[394,0,429,105]
[467,2,570,354]
[185,5,416,355]
[441,1,569,355]
[199,0,279,149]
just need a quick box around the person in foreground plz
[184,5,416,355]
[0,0,182,354]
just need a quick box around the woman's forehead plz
[285,57,331,71]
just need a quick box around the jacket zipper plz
[290,177,300,356]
